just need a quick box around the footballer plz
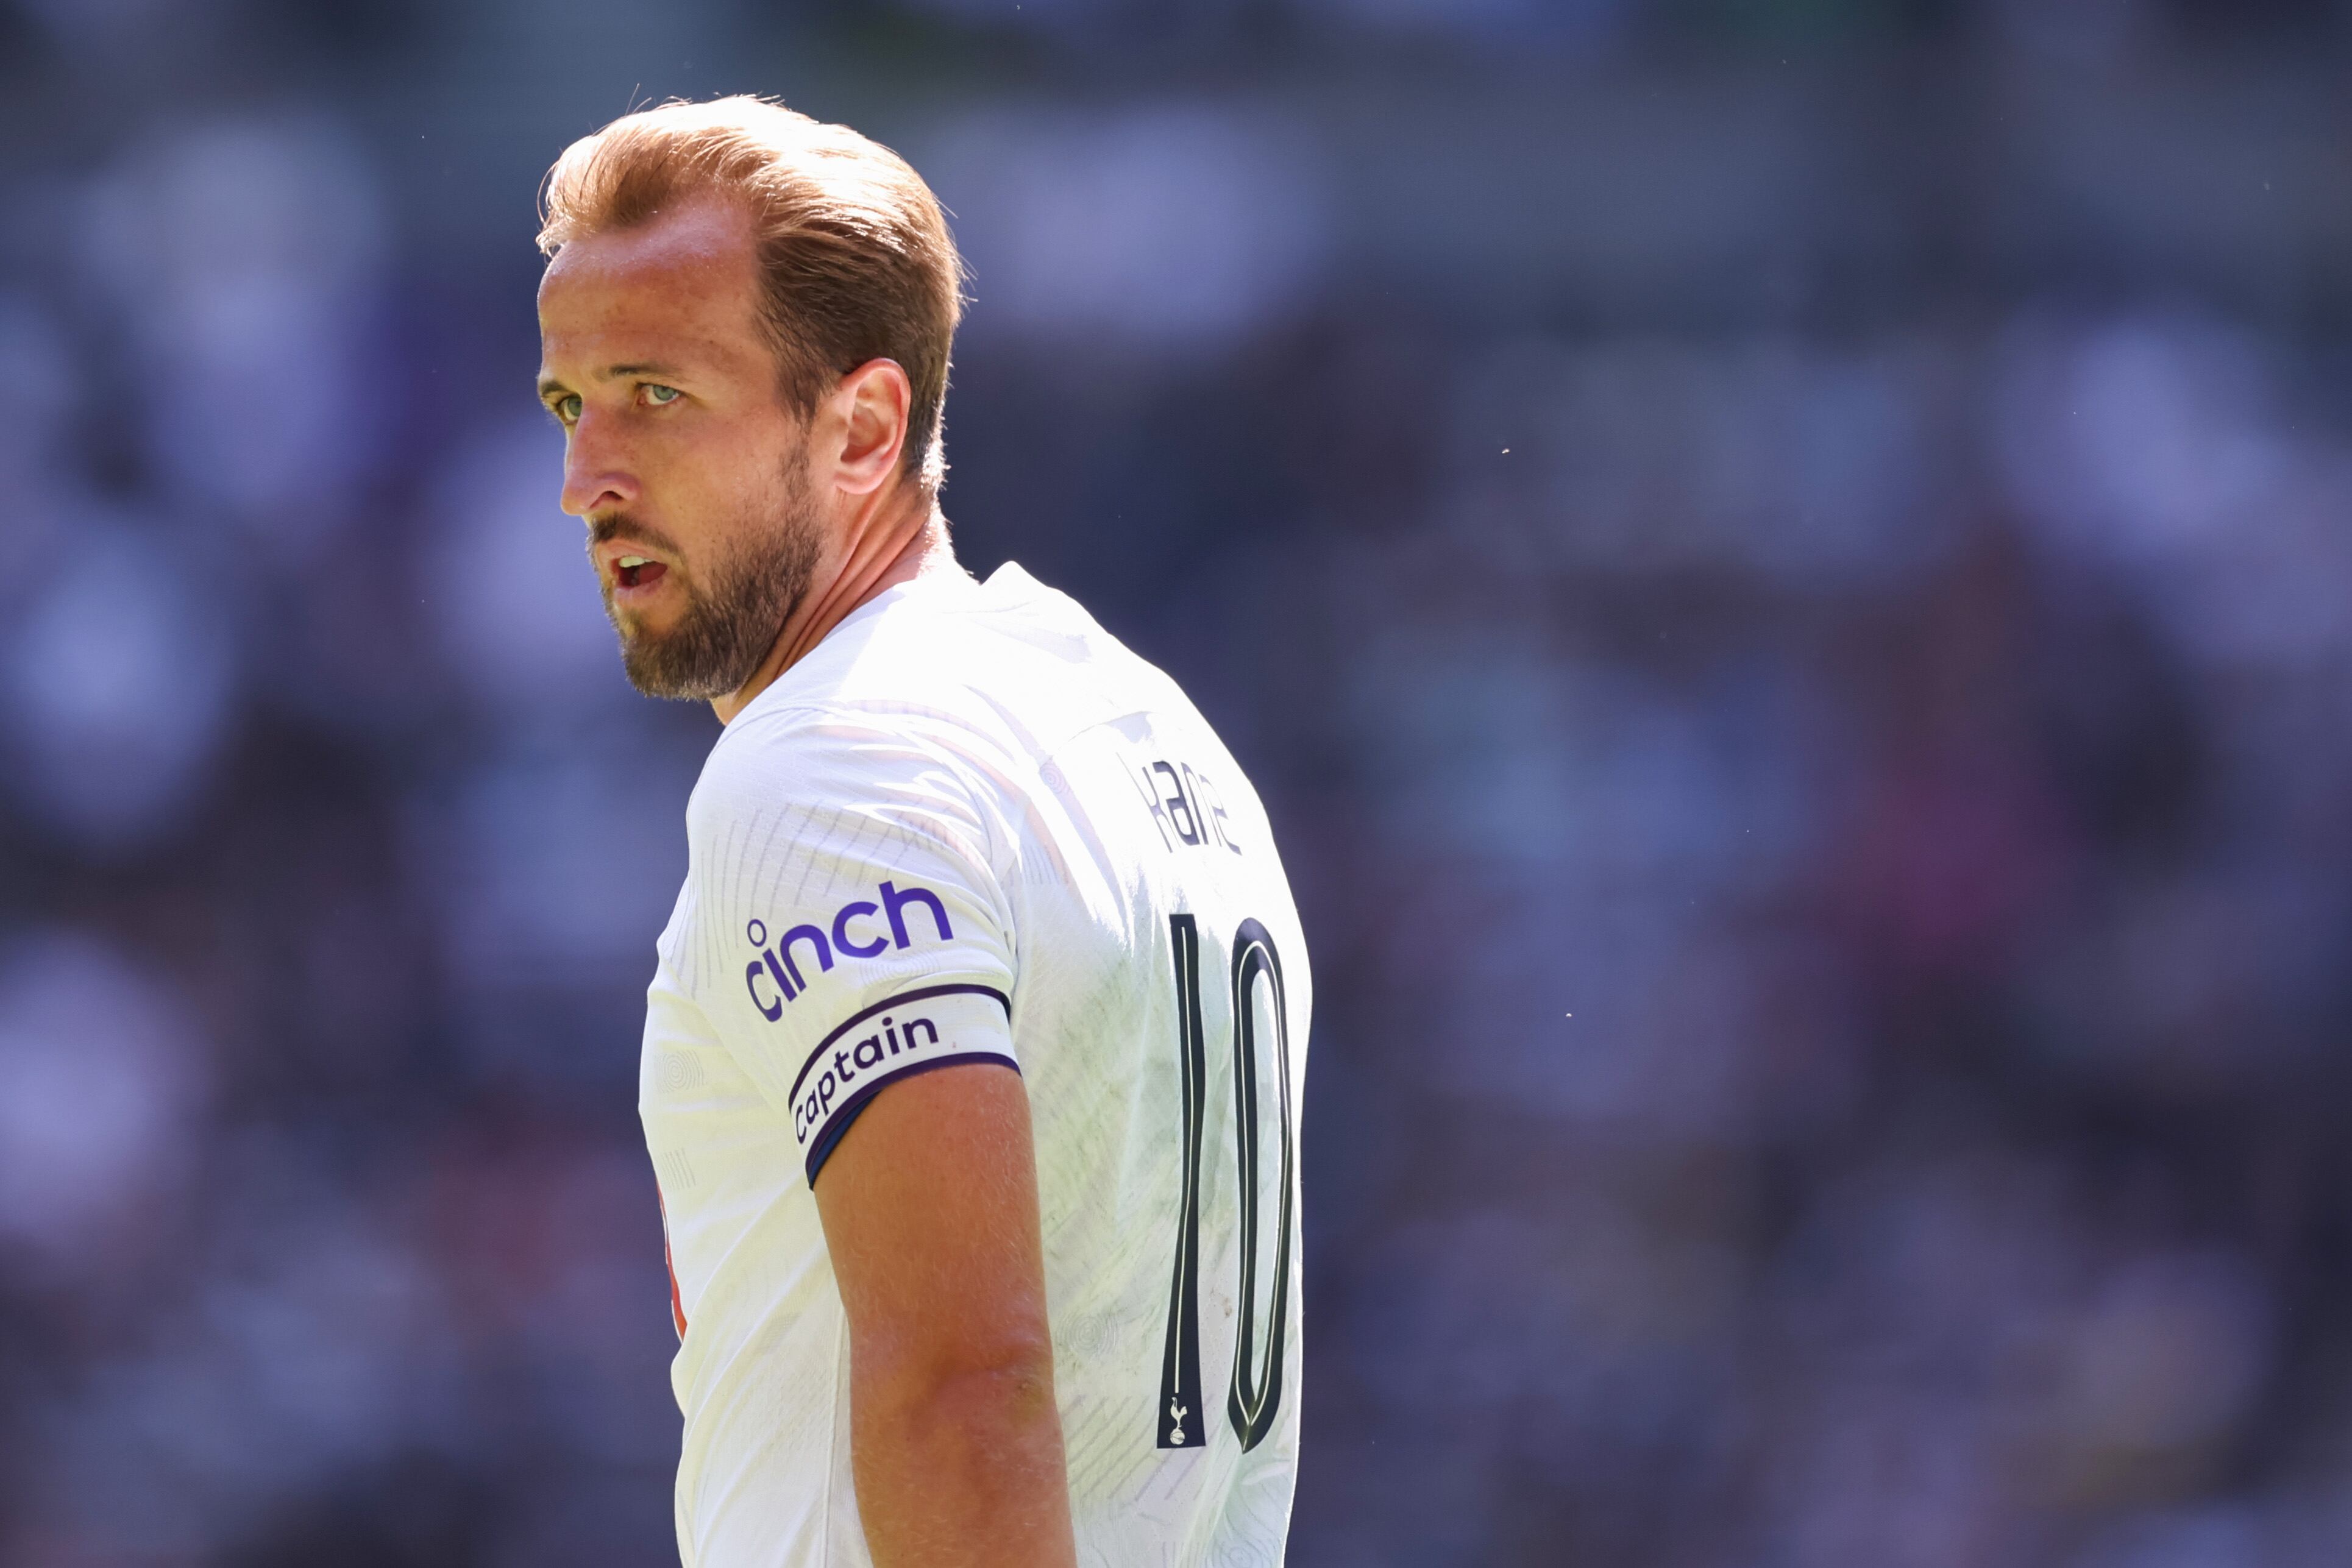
[532,98,1310,1566]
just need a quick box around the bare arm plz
[812,1063,1079,1568]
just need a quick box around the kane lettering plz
[1132,755,1243,856]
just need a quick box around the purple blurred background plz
[5,2,2352,1564]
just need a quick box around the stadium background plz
[4,1,2351,1563]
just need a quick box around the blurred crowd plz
[5,1,2352,1564]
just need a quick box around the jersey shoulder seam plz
[703,697,1018,906]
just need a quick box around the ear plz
[823,358,914,497]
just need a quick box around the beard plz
[593,464,822,702]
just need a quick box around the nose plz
[559,410,639,518]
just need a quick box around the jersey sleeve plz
[688,706,1020,1186]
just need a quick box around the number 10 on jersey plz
[1158,913,1296,1453]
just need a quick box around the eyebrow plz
[536,361,685,400]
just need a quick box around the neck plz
[712,480,959,725]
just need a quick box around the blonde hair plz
[539,96,967,494]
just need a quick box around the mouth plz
[592,533,678,610]
[614,553,670,593]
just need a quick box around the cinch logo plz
[792,1012,942,1143]
[742,881,952,1021]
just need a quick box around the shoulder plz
[698,694,1009,825]
[687,566,1185,842]
[682,699,1007,897]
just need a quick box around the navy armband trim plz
[805,1051,1022,1187]
[787,983,1011,1104]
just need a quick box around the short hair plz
[538,96,967,494]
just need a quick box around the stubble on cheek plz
[596,465,822,703]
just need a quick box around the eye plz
[551,394,581,425]
[642,383,681,406]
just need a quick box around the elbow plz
[845,1333,1075,1561]
[856,1334,1061,1438]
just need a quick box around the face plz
[536,197,822,701]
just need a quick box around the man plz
[533,98,1310,1567]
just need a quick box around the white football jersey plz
[638,562,1310,1567]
